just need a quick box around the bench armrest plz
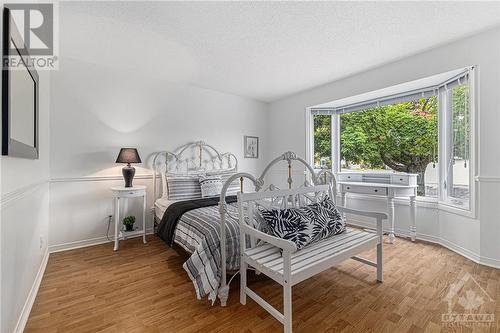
[241,224,297,252]
[336,206,387,220]
[337,206,386,238]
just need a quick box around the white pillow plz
[199,175,223,198]
[202,170,240,195]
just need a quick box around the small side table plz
[111,186,147,251]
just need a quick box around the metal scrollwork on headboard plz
[152,141,238,200]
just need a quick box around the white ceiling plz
[60,1,500,102]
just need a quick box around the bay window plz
[307,67,475,214]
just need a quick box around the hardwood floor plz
[26,235,500,333]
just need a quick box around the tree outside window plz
[339,97,438,196]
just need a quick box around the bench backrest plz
[237,185,333,248]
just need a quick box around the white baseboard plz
[14,249,49,333]
[438,237,481,264]
[347,218,499,269]
[478,255,500,269]
[49,228,155,253]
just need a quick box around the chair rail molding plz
[50,174,154,183]
[0,180,48,209]
[475,175,500,183]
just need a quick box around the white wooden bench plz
[237,185,387,333]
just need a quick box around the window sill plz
[438,201,476,219]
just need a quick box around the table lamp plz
[115,148,141,187]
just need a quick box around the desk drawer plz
[339,173,362,182]
[343,185,387,196]
[113,190,146,198]
[391,174,409,185]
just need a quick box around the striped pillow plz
[166,176,202,201]
[216,171,241,196]
[199,175,223,198]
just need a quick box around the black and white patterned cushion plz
[199,175,223,198]
[260,207,313,250]
[307,197,346,242]
[260,196,345,251]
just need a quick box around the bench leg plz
[240,260,247,305]
[283,282,292,333]
[377,242,383,282]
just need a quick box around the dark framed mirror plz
[2,7,39,159]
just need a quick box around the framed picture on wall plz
[244,136,259,158]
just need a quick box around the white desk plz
[338,172,418,243]
[111,186,147,251]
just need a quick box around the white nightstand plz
[111,185,147,251]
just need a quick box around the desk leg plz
[387,197,395,244]
[340,191,347,220]
[114,197,120,251]
[143,193,147,244]
[410,196,416,242]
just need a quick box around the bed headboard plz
[152,141,238,200]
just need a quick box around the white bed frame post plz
[238,195,247,306]
[219,172,258,306]
[218,200,229,307]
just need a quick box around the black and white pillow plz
[307,197,346,242]
[199,175,223,198]
[260,208,313,250]
[260,197,345,251]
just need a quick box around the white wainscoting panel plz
[1,182,50,333]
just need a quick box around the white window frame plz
[438,68,477,218]
[305,67,477,218]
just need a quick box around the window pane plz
[448,85,470,208]
[313,115,332,169]
[340,96,438,197]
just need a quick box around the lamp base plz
[122,164,136,187]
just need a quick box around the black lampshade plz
[115,148,141,164]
